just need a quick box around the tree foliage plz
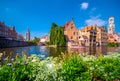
[30,37,39,43]
[50,23,66,46]
[107,42,119,47]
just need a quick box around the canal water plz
[0,46,120,58]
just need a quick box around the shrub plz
[62,56,92,81]
[0,52,120,81]
[30,57,63,81]
[93,55,120,80]
[0,63,33,81]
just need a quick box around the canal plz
[0,46,120,58]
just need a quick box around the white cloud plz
[81,2,89,10]
[85,15,107,26]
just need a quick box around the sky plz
[0,0,120,39]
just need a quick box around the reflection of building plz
[0,22,24,41]
[108,17,115,35]
[26,28,30,41]
[40,35,49,43]
[62,19,79,46]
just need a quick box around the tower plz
[108,17,115,35]
[26,28,30,41]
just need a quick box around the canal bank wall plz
[0,38,36,48]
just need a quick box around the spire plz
[26,27,30,41]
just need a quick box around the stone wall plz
[0,37,35,48]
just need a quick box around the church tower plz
[108,17,115,35]
[26,28,30,41]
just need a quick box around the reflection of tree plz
[49,47,66,57]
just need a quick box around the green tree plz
[107,42,119,47]
[50,23,66,46]
[30,36,39,43]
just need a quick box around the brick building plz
[79,26,97,46]
[96,26,107,46]
[62,19,107,47]
[62,19,79,46]
[40,35,49,43]
[0,22,24,41]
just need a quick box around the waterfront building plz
[9,27,17,40]
[96,26,107,46]
[108,17,115,35]
[17,34,24,41]
[79,25,107,46]
[108,33,120,43]
[79,26,97,46]
[62,19,79,47]
[26,28,30,41]
[107,17,120,43]
[62,19,108,47]
[78,35,88,46]
[40,35,49,43]
[0,22,19,40]
[108,35,116,43]
[113,33,120,43]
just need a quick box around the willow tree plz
[50,23,66,46]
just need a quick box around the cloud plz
[81,2,89,10]
[85,15,107,26]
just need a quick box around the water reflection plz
[0,46,119,58]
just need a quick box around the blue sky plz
[0,0,120,39]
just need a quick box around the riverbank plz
[0,38,36,48]
[0,53,120,81]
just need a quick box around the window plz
[76,32,78,35]
[73,32,75,35]
[71,36,73,39]
[79,36,81,39]
[71,26,73,29]
[77,37,78,40]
